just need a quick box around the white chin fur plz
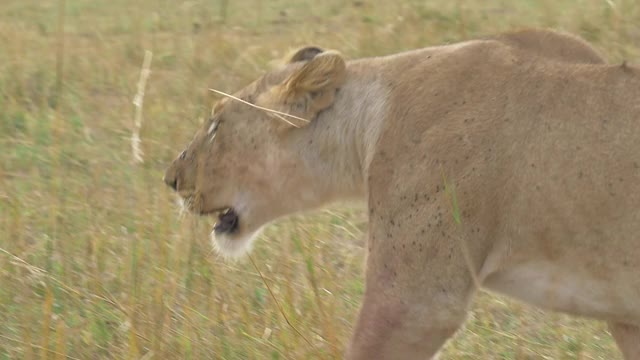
[211,228,262,259]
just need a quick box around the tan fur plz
[164,29,640,358]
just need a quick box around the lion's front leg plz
[345,208,479,360]
[345,287,466,360]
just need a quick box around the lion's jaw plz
[212,225,263,259]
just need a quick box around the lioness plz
[164,29,640,359]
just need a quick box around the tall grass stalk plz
[131,50,153,164]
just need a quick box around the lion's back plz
[486,28,605,64]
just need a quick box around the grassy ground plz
[1,0,639,359]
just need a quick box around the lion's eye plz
[179,150,186,160]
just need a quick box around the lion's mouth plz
[182,196,239,235]
[213,208,239,234]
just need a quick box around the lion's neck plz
[291,63,389,204]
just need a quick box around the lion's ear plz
[287,46,325,63]
[278,51,346,123]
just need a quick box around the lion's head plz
[163,47,346,257]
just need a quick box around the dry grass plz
[1,0,638,358]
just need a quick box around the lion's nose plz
[163,172,178,191]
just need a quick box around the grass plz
[1,0,638,358]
